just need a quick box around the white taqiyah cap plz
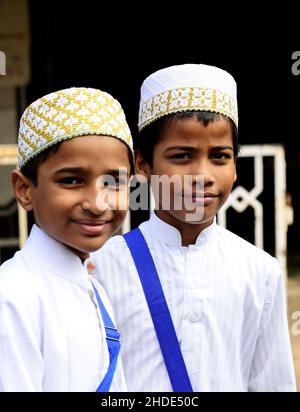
[18,87,133,169]
[138,63,238,131]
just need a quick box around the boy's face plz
[136,118,237,232]
[14,135,131,260]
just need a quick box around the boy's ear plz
[134,149,151,181]
[233,158,237,182]
[11,169,34,211]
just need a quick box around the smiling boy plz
[92,64,296,392]
[0,87,133,391]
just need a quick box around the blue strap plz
[92,284,121,392]
[123,228,193,392]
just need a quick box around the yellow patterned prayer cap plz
[138,64,238,131]
[18,87,133,169]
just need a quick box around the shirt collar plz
[141,211,217,247]
[22,224,93,290]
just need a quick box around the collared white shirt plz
[92,212,296,392]
[0,225,126,392]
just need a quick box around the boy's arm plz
[248,263,296,392]
[0,294,43,391]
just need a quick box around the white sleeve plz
[0,294,44,391]
[248,263,296,392]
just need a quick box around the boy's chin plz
[171,210,215,226]
[68,238,111,258]
[183,218,206,225]
[173,211,206,225]
[82,239,111,252]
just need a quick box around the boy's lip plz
[182,192,219,205]
[203,193,219,198]
[73,219,111,225]
[182,192,219,198]
[72,219,111,235]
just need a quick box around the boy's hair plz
[21,139,134,186]
[21,143,62,186]
[135,111,239,167]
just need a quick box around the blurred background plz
[0,0,299,390]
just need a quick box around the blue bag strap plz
[92,284,121,392]
[123,228,193,392]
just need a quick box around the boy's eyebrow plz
[54,167,87,175]
[106,169,130,178]
[164,146,197,152]
[53,167,130,177]
[210,145,233,151]
[165,145,233,152]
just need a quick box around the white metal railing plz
[217,144,287,278]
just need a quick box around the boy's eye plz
[103,178,127,189]
[170,153,192,160]
[211,152,232,160]
[58,177,81,185]
[104,181,117,187]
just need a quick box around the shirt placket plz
[84,260,110,384]
[181,245,204,381]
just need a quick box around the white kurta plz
[0,225,126,392]
[92,212,296,392]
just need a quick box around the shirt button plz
[84,258,97,274]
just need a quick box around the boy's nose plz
[81,187,109,214]
[192,162,216,186]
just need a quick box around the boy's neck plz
[66,245,89,263]
[155,210,214,247]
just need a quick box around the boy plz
[0,87,133,391]
[92,64,296,392]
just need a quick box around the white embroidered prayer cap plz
[18,87,133,169]
[138,63,238,131]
